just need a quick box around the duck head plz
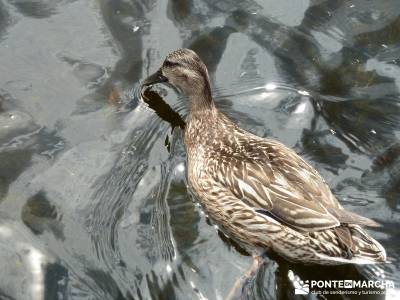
[142,49,213,110]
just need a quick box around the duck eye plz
[164,60,180,68]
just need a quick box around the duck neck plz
[188,93,215,114]
[184,87,218,148]
[187,80,216,114]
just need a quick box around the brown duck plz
[142,48,386,265]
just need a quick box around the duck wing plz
[210,138,377,232]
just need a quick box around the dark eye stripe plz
[164,60,180,67]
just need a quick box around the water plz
[0,0,399,299]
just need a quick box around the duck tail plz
[314,225,386,264]
[349,225,386,264]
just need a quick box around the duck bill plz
[142,69,168,87]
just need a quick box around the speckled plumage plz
[143,48,386,264]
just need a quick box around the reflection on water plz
[0,0,399,299]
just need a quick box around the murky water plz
[0,0,399,299]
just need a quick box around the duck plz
[141,48,386,265]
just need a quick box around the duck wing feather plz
[209,137,378,232]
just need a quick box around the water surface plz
[0,0,399,299]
